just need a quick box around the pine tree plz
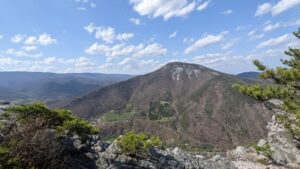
[233,28,300,141]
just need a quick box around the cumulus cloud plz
[11,34,27,43]
[84,23,134,43]
[129,18,143,25]
[38,33,57,45]
[21,46,38,52]
[72,57,95,68]
[6,48,42,58]
[184,31,227,54]
[6,49,28,57]
[256,34,291,48]
[255,0,300,16]
[129,0,199,20]
[85,42,167,61]
[19,33,56,46]
[0,34,3,40]
[0,57,22,65]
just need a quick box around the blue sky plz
[0,0,299,75]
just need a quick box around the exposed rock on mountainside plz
[55,62,272,150]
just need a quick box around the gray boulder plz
[97,141,237,169]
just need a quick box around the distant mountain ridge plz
[53,62,272,150]
[237,72,260,80]
[0,72,133,102]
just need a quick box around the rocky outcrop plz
[226,100,300,169]
[97,140,236,169]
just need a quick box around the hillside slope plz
[56,62,272,150]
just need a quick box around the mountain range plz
[52,62,272,150]
[0,72,133,102]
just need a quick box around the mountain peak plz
[161,62,220,81]
[164,62,207,70]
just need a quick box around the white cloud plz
[192,52,243,68]
[272,0,300,16]
[255,3,272,16]
[169,32,177,38]
[24,36,37,45]
[183,37,194,44]
[0,35,3,40]
[193,53,227,65]
[116,33,134,41]
[23,33,56,46]
[0,57,21,65]
[95,27,115,43]
[197,1,210,11]
[6,48,42,58]
[6,49,27,57]
[129,0,198,20]
[133,43,167,58]
[248,29,256,36]
[247,29,264,40]
[21,46,38,52]
[72,57,95,68]
[84,23,134,43]
[42,57,59,65]
[184,31,227,54]
[117,57,160,74]
[222,9,233,15]
[220,38,239,50]
[250,34,265,40]
[263,22,281,32]
[129,18,142,25]
[255,0,300,16]
[84,23,95,33]
[256,34,291,48]
[90,3,96,8]
[262,19,300,32]
[11,34,26,43]
[38,33,57,46]
[85,42,167,61]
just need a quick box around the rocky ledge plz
[96,140,236,169]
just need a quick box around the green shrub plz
[116,131,162,157]
[254,144,273,157]
[0,103,99,168]
[5,103,98,143]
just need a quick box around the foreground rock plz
[226,100,300,169]
[97,140,236,169]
